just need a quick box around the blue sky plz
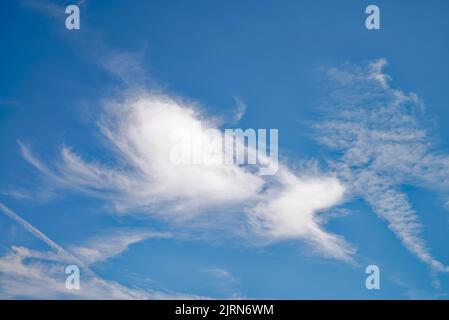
[1,0,449,299]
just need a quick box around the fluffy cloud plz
[248,168,353,261]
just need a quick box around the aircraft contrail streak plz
[0,202,97,279]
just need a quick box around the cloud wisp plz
[69,230,171,266]
[19,91,353,262]
[0,203,202,299]
[316,59,449,273]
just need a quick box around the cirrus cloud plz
[19,91,352,262]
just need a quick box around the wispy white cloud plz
[7,8,353,262]
[203,267,243,298]
[205,267,237,282]
[231,96,247,123]
[248,168,354,262]
[70,230,171,266]
[100,50,150,87]
[0,245,204,299]
[0,246,150,299]
[19,92,352,262]
[0,203,203,299]
[316,59,449,272]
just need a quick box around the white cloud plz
[100,51,148,86]
[70,230,171,266]
[0,246,143,299]
[203,267,242,298]
[248,168,354,262]
[231,96,247,123]
[317,59,449,272]
[20,92,352,261]
[0,245,201,299]
[56,94,263,213]
[205,267,237,282]
[0,204,203,299]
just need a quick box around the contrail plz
[0,202,150,299]
[0,202,97,278]
[0,202,66,255]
